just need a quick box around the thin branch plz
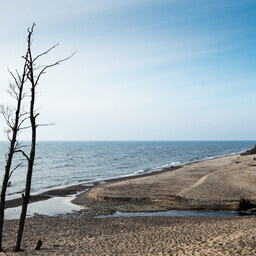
[14,150,30,161]
[14,145,30,150]
[1,108,13,129]
[36,122,55,128]
[7,84,19,101]
[18,111,29,119]
[18,125,32,131]
[14,141,30,152]
[21,92,29,100]
[34,51,77,86]
[33,64,43,71]
[8,69,19,87]
[4,130,12,142]
[32,44,59,64]
[18,116,30,130]
[9,163,22,179]
[27,23,35,36]
[15,69,22,84]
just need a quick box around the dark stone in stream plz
[236,198,256,211]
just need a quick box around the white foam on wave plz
[160,162,181,168]
[133,169,144,175]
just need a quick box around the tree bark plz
[14,25,36,252]
[0,55,28,251]
[13,23,74,251]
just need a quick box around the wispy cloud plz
[1,1,256,140]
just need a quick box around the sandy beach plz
[2,153,256,255]
[1,216,256,255]
[6,153,256,213]
[73,153,256,215]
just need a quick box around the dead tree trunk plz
[14,24,37,252]
[14,91,36,252]
[0,52,28,251]
[14,23,75,252]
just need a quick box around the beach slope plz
[74,154,256,213]
[1,216,256,255]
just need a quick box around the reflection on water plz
[5,197,82,220]
[97,210,256,218]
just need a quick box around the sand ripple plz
[1,216,256,255]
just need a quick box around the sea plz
[0,140,255,201]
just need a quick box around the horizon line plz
[0,139,256,142]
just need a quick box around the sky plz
[0,0,256,141]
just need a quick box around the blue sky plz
[0,0,256,140]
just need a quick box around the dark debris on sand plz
[241,144,256,156]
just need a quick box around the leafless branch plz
[34,51,76,87]
[32,43,59,63]
[14,141,30,152]
[0,105,14,129]
[8,69,19,87]
[4,129,12,142]
[9,163,22,179]
[18,116,30,130]
[18,111,29,119]
[14,150,30,162]
[15,69,22,84]
[37,122,55,128]
[18,125,32,131]
[15,144,30,150]
[7,84,19,101]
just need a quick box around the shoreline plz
[4,152,240,210]
[2,150,256,255]
[73,153,256,216]
[5,184,92,209]
[5,150,256,219]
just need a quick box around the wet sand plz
[5,184,92,209]
[1,216,256,255]
[74,154,256,215]
[7,153,256,214]
[6,153,256,215]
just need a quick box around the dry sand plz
[74,154,256,214]
[1,216,256,255]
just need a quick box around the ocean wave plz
[133,169,144,175]
[3,141,254,199]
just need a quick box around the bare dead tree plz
[14,23,75,252]
[0,49,29,250]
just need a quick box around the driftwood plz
[34,240,42,250]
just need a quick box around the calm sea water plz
[0,141,254,200]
